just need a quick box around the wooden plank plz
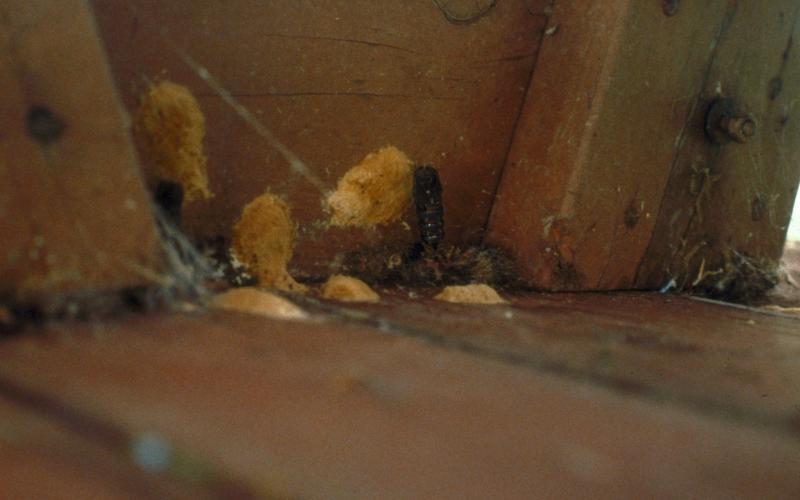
[91,0,550,278]
[1,300,800,498]
[0,396,206,499]
[485,0,733,290]
[0,0,162,303]
[636,1,800,292]
[486,1,763,290]
[317,292,800,430]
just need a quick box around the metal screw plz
[719,116,757,144]
[704,98,757,145]
[662,0,679,16]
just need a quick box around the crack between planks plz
[260,32,420,55]
[479,0,556,244]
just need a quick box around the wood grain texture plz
[636,1,800,290]
[319,292,800,429]
[486,0,734,290]
[0,0,162,302]
[0,396,204,500]
[1,295,799,498]
[91,0,550,278]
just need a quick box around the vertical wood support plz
[635,1,800,291]
[486,0,731,289]
[0,0,162,303]
[486,0,800,292]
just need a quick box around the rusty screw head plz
[720,116,757,144]
[705,97,757,145]
[662,0,679,16]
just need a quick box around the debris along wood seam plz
[635,0,800,302]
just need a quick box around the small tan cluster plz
[321,275,380,303]
[326,146,413,228]
[134,81,212,202]
[224,146,509,309]
[434,284,507,304]
[231,193,306,293]
[210,287,308,320]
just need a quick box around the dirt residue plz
[321,275,380,303]
[339,244,523,289]
[231,193,306,293]
[326,146,413,228]
[690,249,778,304]
[211,287,307,320]
[134,81,211,202]
[434,284,507,304]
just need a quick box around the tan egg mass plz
[434,284,507,305]
[327,146,413,228]
[321,275,380,303]
[134,81,211,202]
[211,287,308,320]
[232,193,306,293]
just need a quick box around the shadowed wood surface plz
[0,397,206,500]
[311,292,800,429]
[636,1,800,290]
[91,0,550,278]
[487,0,800,291]
[0,0,162,302]
[3,3,800,496]
[1,292,799,498]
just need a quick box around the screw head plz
[720,116,757,143]
[704,98,757,145]
[739,118,756,138]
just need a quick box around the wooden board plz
[486,1,800,292]
[636,1,800,290]
[91,0,550,278]
[315,292,800,428]
[1,294,800,498]
[0,0,162,303]
[0,395,203,499]
[486,0,735,290]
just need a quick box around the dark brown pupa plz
[413,165,444,249]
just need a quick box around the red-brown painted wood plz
[0,0,163,303]
[92,0,550,278]
[1,293,799,498]
[486,0,734,290]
